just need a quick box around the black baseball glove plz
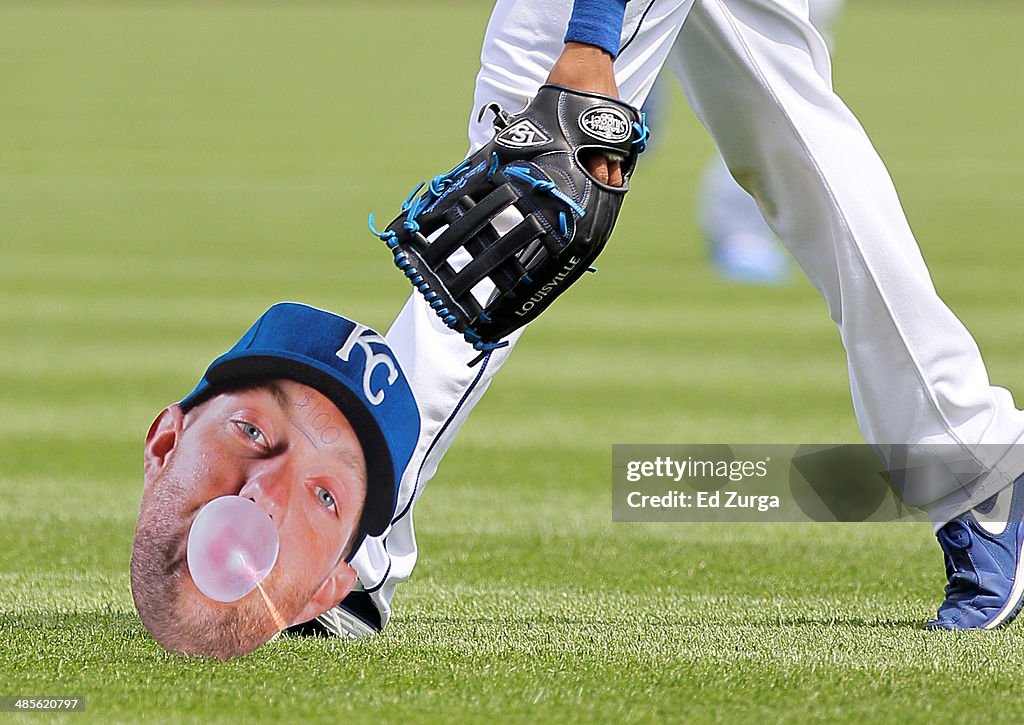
[369,84,648,360]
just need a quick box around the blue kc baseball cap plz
[179,302,421,550]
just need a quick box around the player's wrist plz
[546,42,618,99]
[561,41,615,63]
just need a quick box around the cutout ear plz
[290,561,358,625]
[143,405,184,488]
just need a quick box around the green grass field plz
[3,1,1024,722]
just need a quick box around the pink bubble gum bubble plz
[187,496,280,603]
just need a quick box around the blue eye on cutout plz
[316,487,336,511]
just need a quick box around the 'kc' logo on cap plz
[336,325,399,407]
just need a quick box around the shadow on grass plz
[398,613,928,630]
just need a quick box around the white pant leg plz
[667,0,1024,520]
[348,296,522,630]
[808,0,844,46]
[696,0,843,256]
[348,0,699,629]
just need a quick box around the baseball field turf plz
[3,1,1024,721]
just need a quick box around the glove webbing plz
[369,161,588,355]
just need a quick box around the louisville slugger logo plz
[514,256,582,316]
[579,107,631,143]
[336,324,399,406]
[495,119,551,148]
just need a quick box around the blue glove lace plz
[632,111,650,153]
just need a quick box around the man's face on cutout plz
[135,379,368,649]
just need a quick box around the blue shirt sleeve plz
[564,0,628,59]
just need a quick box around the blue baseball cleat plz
[926,473,1024,630]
